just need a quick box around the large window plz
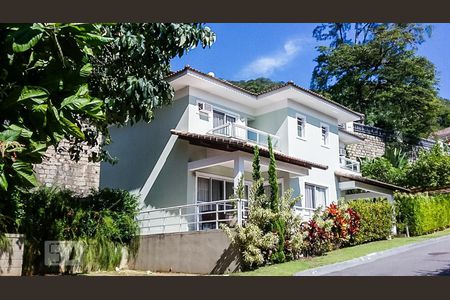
[304,184,327,209]
[296,115,306,139]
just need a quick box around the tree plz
[229,78,284,94]
[311,23,441,146]
[0,23,216,195]
[267,136,285,263]
[252,146,265,201]
[437,98,450,129]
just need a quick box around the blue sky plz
[171,23,450,100]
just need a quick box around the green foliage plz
[436,98,450,129]
[407,143,450,189]
[347,199,394,244]
[0,23,110,195]
[17,187,139,274]
[361,157,407,186]
[229,78,284,94]
[0,23,216,195]
[311,23,440,144]
[361,143,450,189]
[267,137,285,263]
[222,176,303,270]
[395,192,450,236]
[301,203,361,256]
[252,146,265,201]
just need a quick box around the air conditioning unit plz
[198,102,212,114]
[339,148,347,156]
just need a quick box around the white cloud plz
[237,38,310,79]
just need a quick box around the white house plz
[100,66,408,236]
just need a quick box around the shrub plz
[18,187,139,275]
[361,157,407,187]
[395,192,450,236]
[347,198,394,244]
[301,203,360,256]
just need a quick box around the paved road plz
[326,237,450,276]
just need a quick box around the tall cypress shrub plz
[267,137,286,263]
[252,146,266,202]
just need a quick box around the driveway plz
[325,236,450,276]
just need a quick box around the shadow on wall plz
[210,243,241,274]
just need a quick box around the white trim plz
[303,182,329,209]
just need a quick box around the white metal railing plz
[293,206,316,220]
[339,156,360,173]
[207,123,280,149]
[137,199,248,235]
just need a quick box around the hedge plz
[347,198,394,244]
[15,187,140,275]
[395,192,450,236]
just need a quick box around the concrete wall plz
[0,234,24,276]
[34,139,100,195]
[130,230,240,274]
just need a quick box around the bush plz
[301,203,360,256]
[347,199,394,244]
[361,157,407,187]
[395,192,450,236]
[18,187,139,275]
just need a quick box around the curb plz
[294,234,450,276]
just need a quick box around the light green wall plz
[287,107,338,134]
[100,95,191,208]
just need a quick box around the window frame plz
[297,183,329,209]
[320,123,330,147]
[296,113,307,140]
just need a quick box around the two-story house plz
[100,66,408,236]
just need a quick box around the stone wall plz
[0,234,24,276]
[346,131,386,160]
[33,140,100,195]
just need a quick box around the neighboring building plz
[100,66,408,236]
[431,127,450,146]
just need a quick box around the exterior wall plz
[0,234,24,276]
[33,139,100,195]
[346,132,385,160]
[129,230,240,274]
[100,93,192,210]
[248,108,289,152]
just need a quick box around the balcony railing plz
[137,199,248,235]
[339,156,360,173]
[208,123,280,149]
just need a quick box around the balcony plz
[339,156,360,173]
[208,123,280,149]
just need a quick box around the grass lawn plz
[233,228,450,276]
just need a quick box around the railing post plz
[196,205,200,231]
[237,199,242,226]
[215,203,219,229]
[179,207,182,232]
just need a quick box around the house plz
[100,66,408,236]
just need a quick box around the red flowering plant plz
[301,202,361,256]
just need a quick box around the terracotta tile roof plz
[171,129,328,170]
[335,170,410,193]
[411,185,450,195]
[166,66,364,119]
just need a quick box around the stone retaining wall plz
[0,234,24,276]
[346,132,386,160]
[33,139,100,195]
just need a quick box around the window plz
[213,109,237,135]
[304,184,327,209]
[296,115,306,139]
[321,124,329,146]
